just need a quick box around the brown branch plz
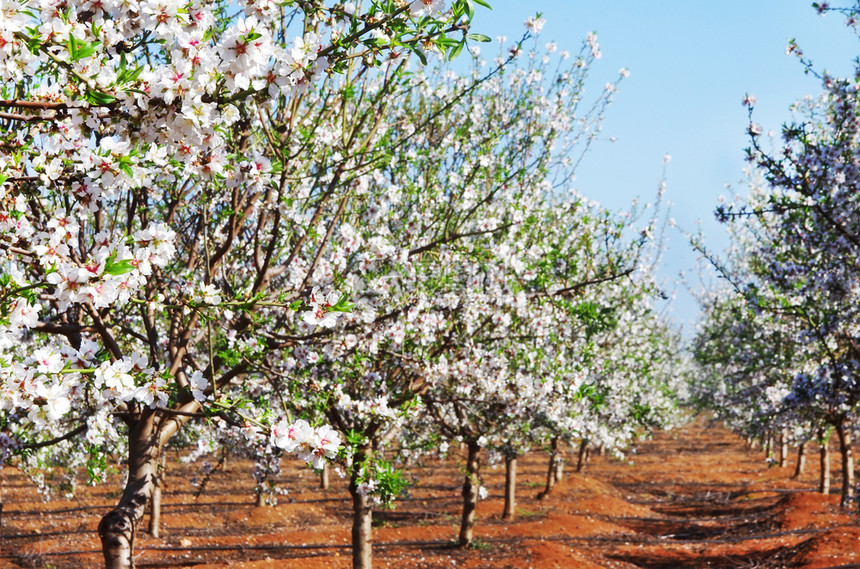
[83,303,124,360]
[34,322,97,334]
[0,99,69,110]
[251,206,282,295]
[0,112,52,122]
[19,423,87,450]
[530,267,636,299]
[298,191,351,293]
[281,167,342,273]
[409,224,513,257]
[0,243,34,256]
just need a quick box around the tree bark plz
[792,441,807,479]
[819,429,831,495]
[541,436,559,498]
[148,452,166,538]
[349,445,373,569]
[779,429,788,468]
[554,444,564,483]
[98,414,160,569]
[99,399,198,568]
[835,420,855,507]
[503,455,516,521]
[576,439,589,473]
[458,441,481,547]
[320,462,329,490]
[765,432,773,462]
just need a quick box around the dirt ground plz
[2,416,859,568]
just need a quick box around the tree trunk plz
[819,429,831,495]
[765,432,773,462]
[576,439,589,473]
[779,429,788,468]
[99,400,198,569]
[458,441,481,547]
[553,444,564,483]
[835,420,855,507]
[98,415,160,569]
[503,455,516,521]
[541,436,559,498]
[792,442,807,479]
[349,445,373,569]
[148,453,166,538]
[320,462,329,490]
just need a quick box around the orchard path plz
[1,415,859,568]
[558,417,860,569]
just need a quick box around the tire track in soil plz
[571,416,858,569]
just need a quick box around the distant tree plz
[695,6,860,505]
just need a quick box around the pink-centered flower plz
[409,0,446,18]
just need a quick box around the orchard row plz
[0,1,687,568]
[693,2,860,511]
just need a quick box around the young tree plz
[262,28,629,564]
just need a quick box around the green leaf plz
[75,41,99,60]
[217,349,242,368]
[435,37,459,48]
[452,0,466,18]
[467,33,492,43]
[365,37,388,48]
[330,296,354,313]
[116,53,144,85]
[104,258,135,276]
[448,41,465,61]
[67,32,100,61]
[67,32,78,59]
[84,90,117,106]
[473,0,492,8]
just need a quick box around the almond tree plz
[0,1,494,566]
[694,14,860,503]
[414,192,690,545]
[255,28,628,566]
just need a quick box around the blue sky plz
[467,1,858,334]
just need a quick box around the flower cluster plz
[270,418,341,470]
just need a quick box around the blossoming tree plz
[252,29,633,565]
[0,0,494,566]
[694,11,860,504]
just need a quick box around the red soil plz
[1,416,858,568]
